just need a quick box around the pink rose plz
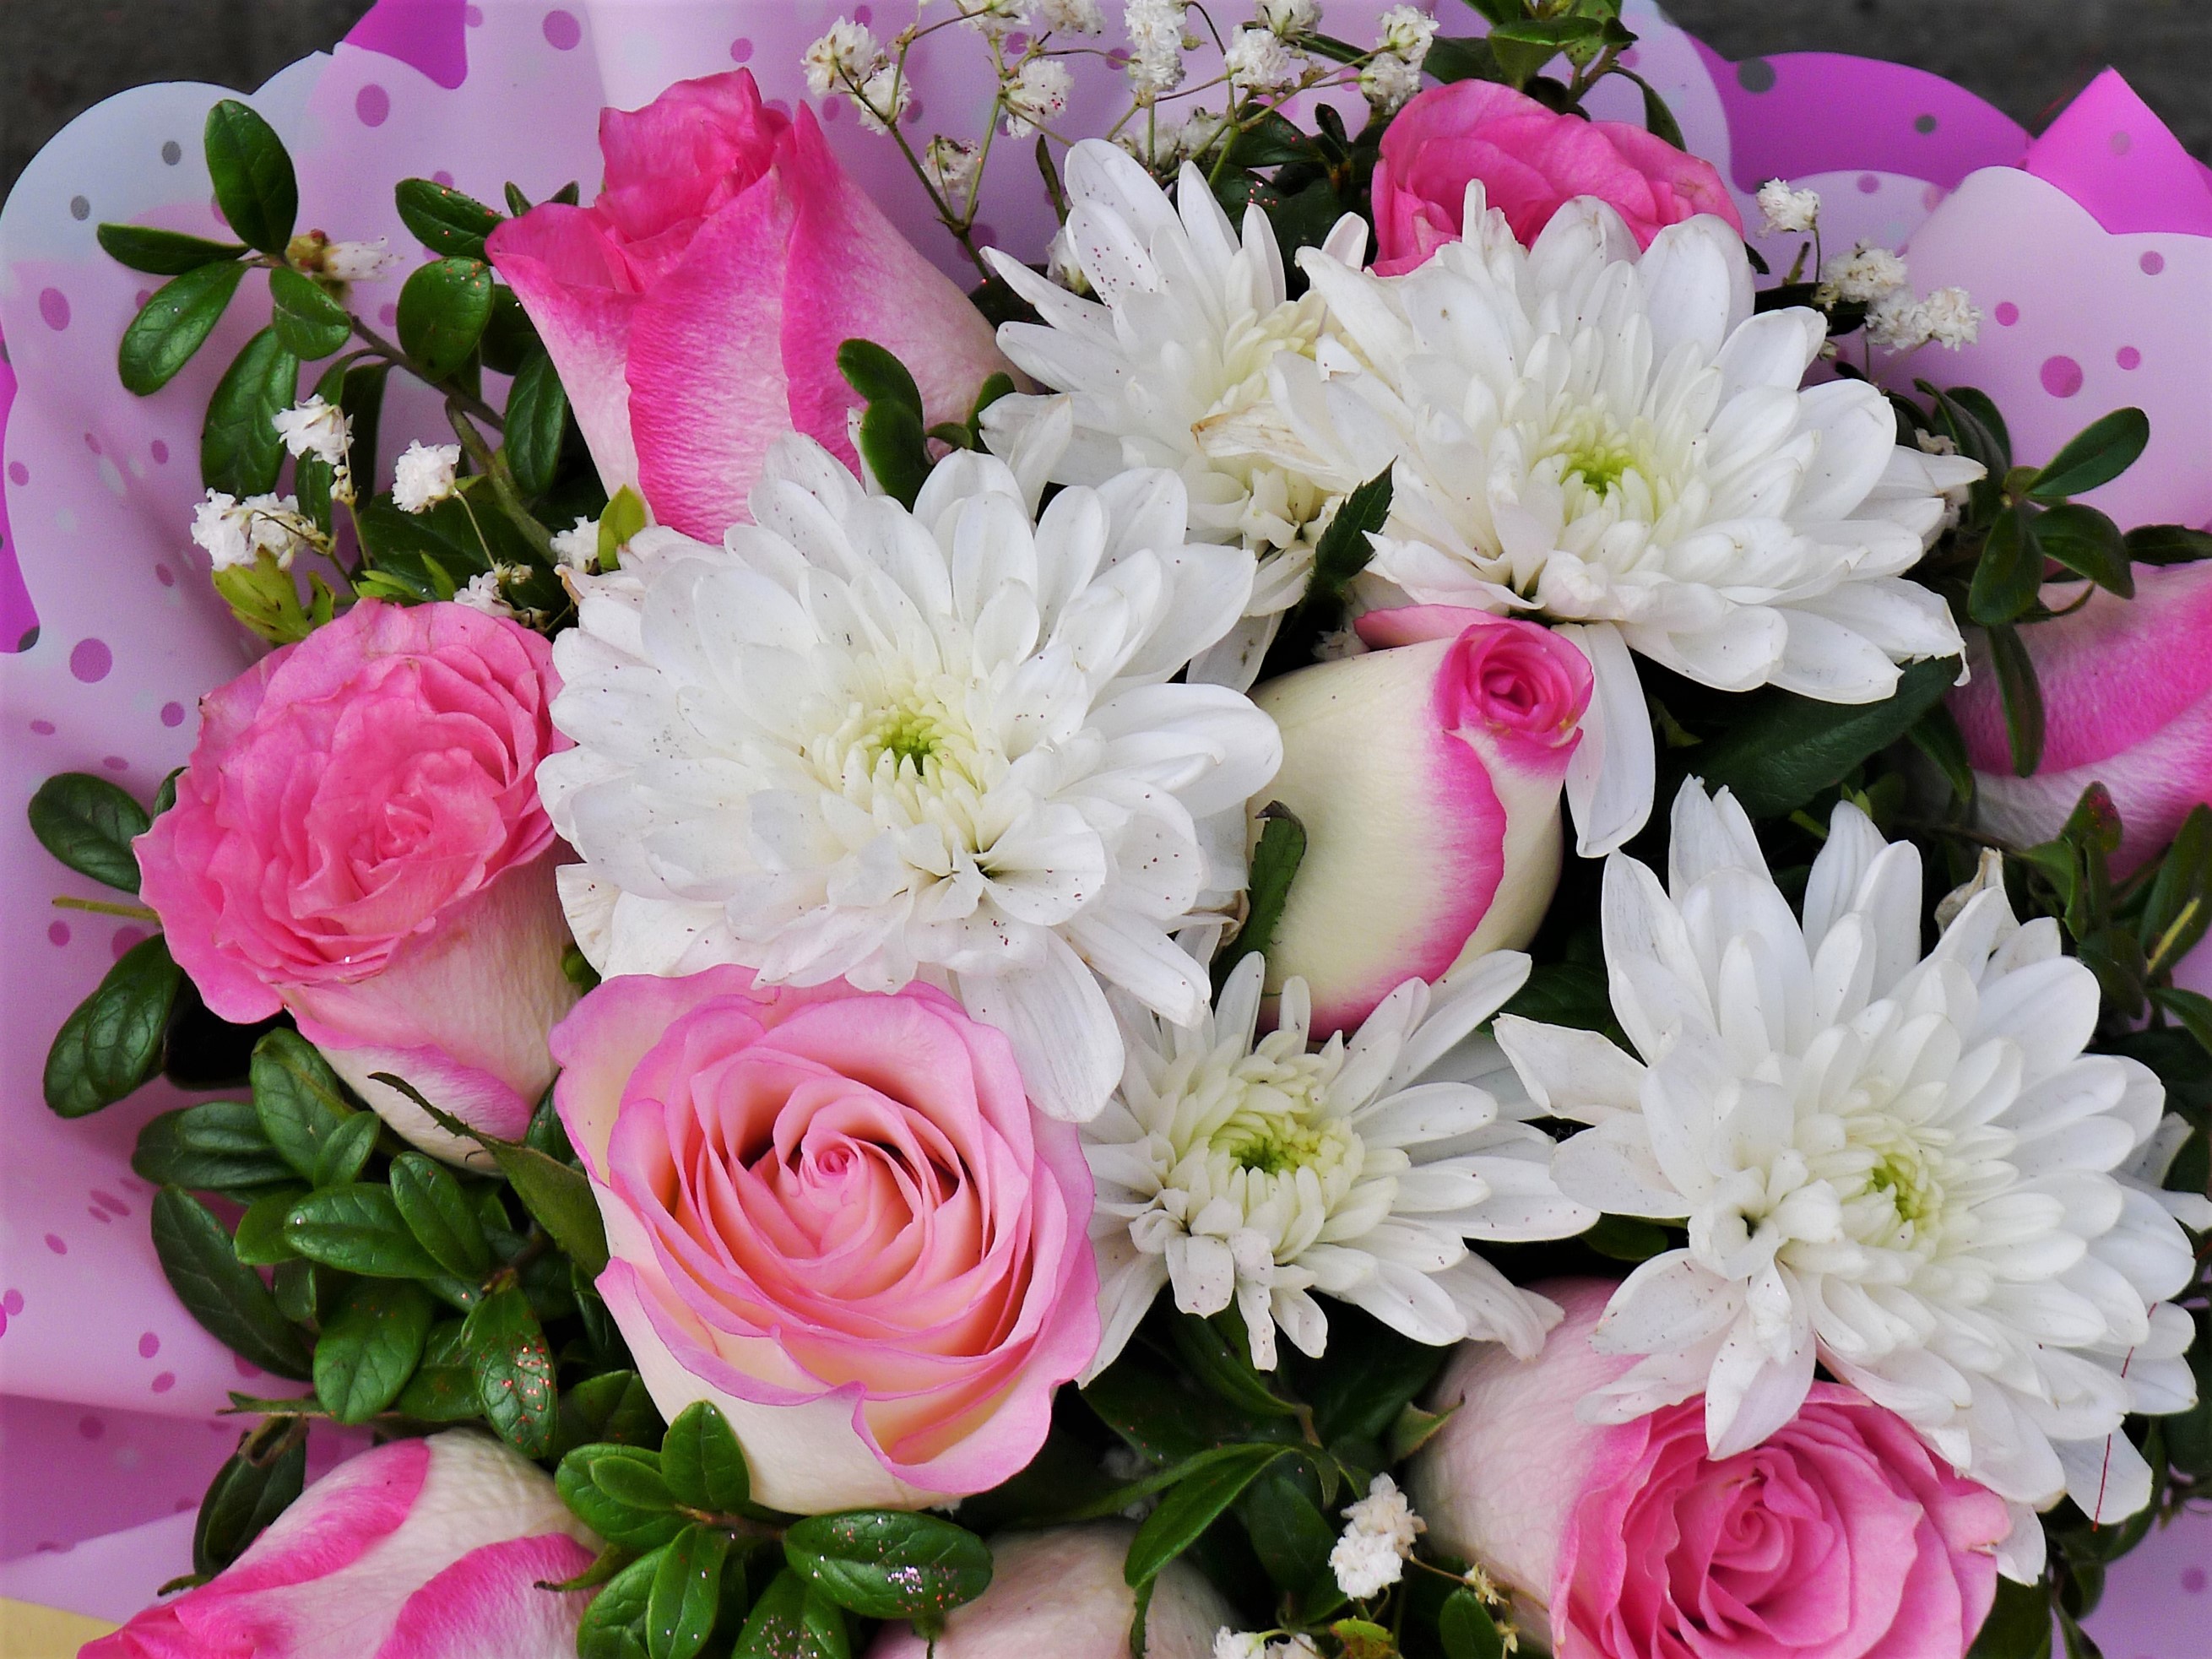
[135,599,577,1160]
[85,1432,597,1659]
[865,1522,1233,1659]
[550,964,1098,1513]
[1410,1280,2012,1659]
[1251,607,1591,1036]
[486,70,1010,541]
[1371,79,1742,274]
[1953,561,2212,875]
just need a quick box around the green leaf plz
[464,1283,556,1456]
[1242,1467,1335,1596]
[388,1152,494,1277]
[504,349,570,496]
[1966,1572,2053,1658]
[1168,1311,1301,1418]
[252,1029,362,1180]
[1307,466,1393,615]
[2124,523,2212,567]
[2141,805,2212,972]
[391,1320,484,1421]
[2029,407,2150,501]
[2150,986,2212,1060]
[29,771,149,891]
[735,1571,850,1659]
[1618,68,1686,148]
[783,1511,993,1624]
[393,178,504,262]
[1439,1588,1507,1659]
[150,1187,313,1378]
[835,339,924,417]
[331,359,389,492]
[267,267,352,360]
[1909,702,1976,805]
[203,99,298,253]
[133,1100,289,1202]
[480,285,542,376]
[661,1401,751,1516]
[1123,1443,1287,1587]
[192,1426,306,1575]
[396,258,495,382]
[1289,1311,1450,1445]
[578,1549,661,1659]
[1680,654,1960,816]
[856,398,930,510]
[599,485,650,567]
[202,328,299,495]
[231,1185,308,1265]
[1423,36,1504,84]
[1986,622,2046,778]
[559,1446,690,1552]
[648,1525,730,1659]
[2033,502,2133,598]
[1917,381,2013,478]
[117,259,250,395]
[97,223,248,274]
[284,1184,444,1278]
[1499,960,1617,1037]
[1970,505,2041,624]
[1584,1213,1673,1262]
[44,934,184,1118]
[1212,804,1306,991]
[314,1278,434,1422]
[312,1109,381,1188]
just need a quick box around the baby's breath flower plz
[550,517,599,574]
[1863,290,1933,350]
[271,394,350,469]
[1358,50,1421,112]
[953,0,1028,30]
[856,63,911,133]
[1003,57,1072,137]
[1036,0,1103,32]
[1125,0,1190,98]
[923,134,982,198]
[802,18,886,99]
[1756,177,1822,234]
[1258,0,1321,35]
[1918,285,1982,349]
[320,238,397,281]
[1820,241,1910,302]
[1376,3,1438,67]
[1329,1475,1424,1599]
[192,490,318,572]
[392,441,460,513]
[454,568,516,618]
[1224,27,1302,94]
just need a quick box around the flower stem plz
[352,317,505,431]
[52,896,160,922]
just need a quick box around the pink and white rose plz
[1370,79,1741,275]
[1410,1280,2013,1659]
[1251,608,1591,1037]
[84,1433,598,1659]
[865,1522,1233,1659]
[486,70,1009,542]
[134,599,577,1162]
[550,964,1098,1514]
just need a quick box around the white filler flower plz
[539,434,1277,1124]
[1228,188,1978,852]
[984,140,1367,688]
[1082,951,1593,1376]
[1329,1472,1425,1599]
[1497,779,2208,1567]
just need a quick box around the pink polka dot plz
[138,1331,160,1358]
[465,3,483,23]
[30,718,56,735]
[78,1415,106,1440]
[150,438,170,464]
[112,925,148,958]
[822,98,841,122]
[1006,32,1029,52]
[1993,301,2020,327]
[2184,1566,2207,1593]
[2117,346,2141,371]
[94,1190,129,1217]
[135,289,152,309]
[7,461,27,485]
[3,1291,23,1316]
[1921,183,1947,210]
[1856,173,1880,194]
[543,8,581,49]
[102,755,129,772]
[175,1496,196,1512]
[1618,47,1640,68]
[155,563,176,588]
[162,701,186,727]
[973,223,1000,247]
[2141,251,2166,275]
[2041,355,2085,398]
[0,1309,8,1338]
[38,288,70,330]
[356,84,391,127]
[379,303,398,326]
[88,1206,112,1223]
[83,431,101,454]
[69,637,112,681]
[44,1234,66,1255]
[433,169,455,187]
[152,1372,176,1394]
[729,36,753,62]
[234,1355,264,1380]
[2109,129,2133,155]
[854,3,872,20]
[47,921,69,946]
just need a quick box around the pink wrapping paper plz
[1,3,2204,1645]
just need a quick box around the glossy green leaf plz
[1440,1589,1507,1659]
[648,1525,730,1659]
[734,1571,849,1659]
[785,1510,992,1624]
[44,935,183,1118]
[252,1029,362,1180]
[2034,501,2133,598]
[268,266,353,360]
[150,1187,312,1378]
[135,1099,296,1195]
[192,1427,306,1576]
[504,348,569,497]
[393,178,503,262]
[1307,465,1392,612]
[117,259,249,395]
[1970,505,2041,624]
[202,327,299,495]
[1966,1572,2054,1658]
[390,1320,483,1422]
[203,99,298,253]
[1212,804,1305,992]
[661,1401,751,1516]
[1986,622,2046,778]
[29,771,149,892]
[312,1109,381,1188]
[231,1185,308,1265]
[314,1278,434,1422]
[558,1446,689,1552]
[97,223,247,274]
[480,285,541,376]
[388,1152,493,1277]
[284,1184,443,1278]
[2029,406,2150,501]
[835,339,924,416]
[577,1549,661,1659]
[2123,523,2212,566]
[2140,805,2212,972]
[552,1369,663,1459]
[396,258,495,382]
[464,1284,556,1456]
[1123,1443,1286,1586]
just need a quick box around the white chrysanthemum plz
[1331,1472,1425,1597]
[392,441,459,513]
[271,394,350,468]
[983,141,1367,688]
[1756,178,1821,235]
[1082,951,1592,1378]
[1496,780,2208,1567]
[1220,189,1976,852]
[539,432,1277,1124]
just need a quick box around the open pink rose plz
[135,599,577,1160]
[486,70,1009,541]
[1371,79,1741,274]
[86,1433,598,1659]
[1411,1280,2012,1659]
[1252,608,1591,1036]
[551,964,1098,1513]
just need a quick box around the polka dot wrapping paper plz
[0,0,2205,1645]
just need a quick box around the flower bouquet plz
[3,3,2209,1656]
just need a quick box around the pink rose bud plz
[1253,608,1591,1037]
[1410,1280,2013,1659]
[865,1522,1233,1659]
[84,1432,598,1659]
[550,965,1099,1513]
[135,600,577,1162]
[1370,79,1742,274]
[1951,560,2212,875]
[486,70,1011,542]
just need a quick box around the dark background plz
[3,0,2209,197]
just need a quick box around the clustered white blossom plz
[391,441,461,513]
[1819,241,1911,303]
[1214,1634,1321,1659]
[271,394,350,469]
[1868,284,1982,352]
[1375,3,1439,65]
[1036,0,1104,32]
[1328,1473,1425,1599]
[1257,0,1320,35]
[1125,0,1192,99]
[923,133,982,198]
[1358,47,1422,111]
[1002,57,1073,137]
[1755,177,1821,235]
[801,17,886,100]
[189,490,317,571]
[454,568,518,617]
[1223,27,1302,95]
[549,517,599,574]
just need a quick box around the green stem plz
[52,896,160,922]
[351,317,504,431]
[446,404,556,562]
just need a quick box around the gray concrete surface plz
[3,2,2207,197]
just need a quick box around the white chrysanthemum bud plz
[1376,3,1438,67]
[1037,0,1103,32]
[856,63,912,133]
[1003,57,1072,137]
[924,134,983,199]
[550,517,599,574]
[1125,0,1190,98]
[1756,177,1821,234]
[392,441,461,513]
[1358,50,1421,111]
[1820,241,1910,302]
[1918,285,1982,350]
[1258,0,1321,35]
[802,17,885,98]
[271,394,350,468]
[1223,28,1301,93]
[454,569,516,617]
